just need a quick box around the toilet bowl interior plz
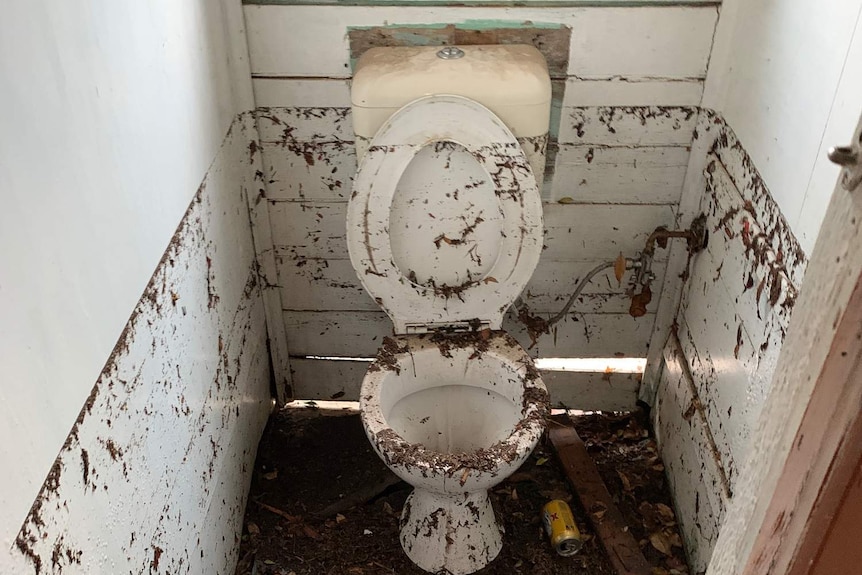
[377,340,528,455]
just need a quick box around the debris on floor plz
[235,407,690,575]
[550,417,652,575]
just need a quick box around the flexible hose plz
[515,260,617,330]
[546,260,616,328]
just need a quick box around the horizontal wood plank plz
[269,201,678,260]
[283,310,655,357]
[260,141,356,201]
[278,255,667,314]
[252,77,703,110]
[562,78,703,107]
[290,358,641,410]
[260,137,688,204]
[550,144,688,203]
[257,105,698,149]
[256,107,354,143]
[559,106,698,145]
[253,78,352,108]
[244,5,718,79]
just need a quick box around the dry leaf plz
[614,252,627,283]
[590,501,607,521]
[617,470,633,492]
[303,525,321,540]
[263,469,278,481]
[335,513,347,524]
[247,522,260,535]
[649,531,673,556]
[382,502,395,516]
[511,488,519,501]
[655,503,676,524]
[483,276,498,284]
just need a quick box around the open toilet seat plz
[345,95,544,334]
[347,94,549,575]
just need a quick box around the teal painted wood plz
[244,0,719,6]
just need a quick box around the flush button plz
[437,46,465,60]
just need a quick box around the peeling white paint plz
[7,115,272,574]
[655,111,807,572]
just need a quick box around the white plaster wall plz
[0,0,254,561]
[703,0,862,252]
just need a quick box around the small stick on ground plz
[314,473,404,518]
[549,417,652,575]
[255,500,298,521]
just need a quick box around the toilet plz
[346,45,551,575]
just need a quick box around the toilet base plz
[399,487,503,575]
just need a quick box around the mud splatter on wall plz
[654,110,807,574]
[8,115,273,574]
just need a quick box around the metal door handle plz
[828,140,862,191]
[828,146,858,166]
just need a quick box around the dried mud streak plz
[669,333,732,499]
[516,304,550,348]
[374,427,522,475]
[367,336,410,374]
[704,109,806,286]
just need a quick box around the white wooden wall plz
[654,111,807,573]
[243,3,720,409]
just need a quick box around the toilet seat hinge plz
[404,320,491,335]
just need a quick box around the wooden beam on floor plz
[549,420,652,575]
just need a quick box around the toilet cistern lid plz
[346,95,544,334]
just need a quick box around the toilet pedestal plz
[400,488,503,575]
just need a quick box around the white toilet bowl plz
[359,332,548,575]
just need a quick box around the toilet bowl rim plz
[359,331,549,474]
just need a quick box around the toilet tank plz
[351,44,552,180]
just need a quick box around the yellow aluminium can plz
[542,500,583,557]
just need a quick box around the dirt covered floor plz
[235,407,690,575]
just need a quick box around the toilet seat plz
[346,95,544,334]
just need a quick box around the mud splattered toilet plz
[346,45,552,575]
